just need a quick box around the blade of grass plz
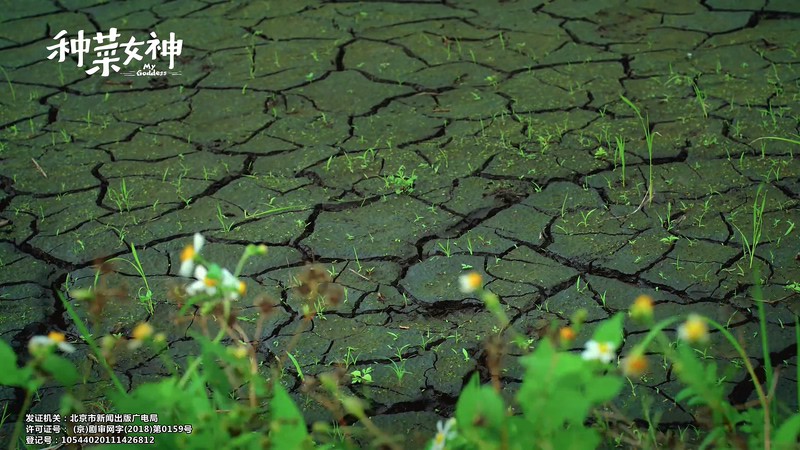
[287,351,304,381]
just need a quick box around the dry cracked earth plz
[1,0,799,446]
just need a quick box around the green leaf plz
[591,313,625,347]
[0,340,23,387]
[456,375,506,441]
[548,388,590,426]
[197,335,232,394]
[775,413,800,447]
[40,354,78,386]
[270,383,309,450]
[583,375,623,404]
[287,352,304,381]
[552,426,601,450]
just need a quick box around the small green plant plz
[615,135,626,186]
[387,345,412,384]
[690,77,709,118]
[216,202,235,233]
[0,65,15,101]
[438,238,452,257]
[350,367,373,384]
[106,242,154,314]
[660,235,679,245]
[343,346,360,369]
[578,208,596,227]
[730,184,768,268]
[384,165,417,194]
[107,178,132,212]
[620,95,656,205]
[286,352,304,381]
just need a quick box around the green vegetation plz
[3,236,797,449]
[384,165,417,194]
[620,95,656,205]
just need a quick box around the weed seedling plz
[350,367,373,384]
[438,239,452,257]
[615,135,626,186]
[106,243,154,314]
[107,179,132,212]
[0,65,15,101]
[216,203,235,233]
[286,352,304,381]
[620,95,656,205]
[730,184,767,268]
[578,209,596,227]
[384,166,417,194]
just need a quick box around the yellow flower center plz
[623,355,648,376]
[465,272,482,289]
[204,277,218,287]
[684,319,706,340]
[180,245,195,262]
[238,281,246,295]
[559,327,576,342]
[48,331,66,343]
[634,295,653,310]
[598,342,610,353]
[435,432,445,444]
[132,323,154,340]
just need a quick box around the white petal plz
[193,265,208,281]
[57,342,76,353]
[222,269,237,286]
[179,259,194,278]
[186,280,205,296]
[28,336,52,353]
[193,233,205,253]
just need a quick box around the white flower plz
[581,340,616,364]
[179,233,205,277]
[29,332,75,355]
[221,268,246,300]
[185,264,246,300]
[185,265,218,297]
[459,272,482,293]
[431,417,456,450]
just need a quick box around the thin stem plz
[752,270,773,395]
[178,327,225,389]
[58,292,127,396]
[705,318,770,449]
[8,390,32,450]
[631,317,683,352]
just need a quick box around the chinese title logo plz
[46,28,183,77]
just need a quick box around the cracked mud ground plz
[1,0,799,446]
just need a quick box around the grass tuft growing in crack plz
[729,184,768,269]
[620,95,656,205]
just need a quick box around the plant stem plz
[178,327,225,389]
[706,317,770,448]
[8,390,32,450]
[58,292,128,396]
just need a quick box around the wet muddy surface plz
[1,0,799,446]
